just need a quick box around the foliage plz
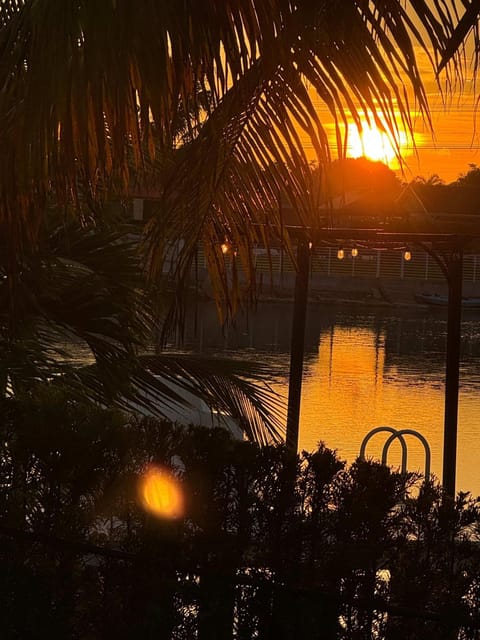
[0,1,477,320]
[1,2,478,446]
[0,219,285,442]
[0,220,152,396]
[1,392,480,639]
[453,164,480,188]
[326,159,402,197]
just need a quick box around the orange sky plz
[404,44,480,183]
[303,43,480,184]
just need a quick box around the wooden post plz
[442,248,463,497]
[286,238,310,453]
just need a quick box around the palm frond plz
[0,219,284,443]
[438,1,480,74]
[138,353,285,445]
[55,352,285,445]
[142,1,466,326]
[0,0,475,445]
[0,221,153,394]
[0,1,471,255]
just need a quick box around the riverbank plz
[255,273,480,310]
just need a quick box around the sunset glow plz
[346,122,409,165]
[139,466,184,519]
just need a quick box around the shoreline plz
[254,275,442,311]
[199,271,480,313]
[257,293,429,311]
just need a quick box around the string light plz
[337,247,345,260]
[403,249,412,261]
[221,242,230,255]
[351,246,358,257]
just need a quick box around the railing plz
[359,426,432,481]
[195,246,480,283]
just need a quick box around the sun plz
[346,122,408,165]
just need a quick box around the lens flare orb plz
[139,466,184,519]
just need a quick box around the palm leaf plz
[0,0,475,445]
[0,0,472,255]
[0,221,152,392]
[142,1,465,327]
[68,353,286,445]
[0,219,285,443]
[438,1,480,74]
[138,353,285,445]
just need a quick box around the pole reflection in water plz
[174,301,480,497]
[300,325,445,482]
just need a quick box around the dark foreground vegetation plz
[1,390,480,639]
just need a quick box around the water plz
[170,301,480,496]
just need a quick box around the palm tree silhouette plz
[0,1,478,442]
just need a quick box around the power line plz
[298,141,480,150]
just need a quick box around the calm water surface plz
[172,301,480,497]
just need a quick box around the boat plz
[415,292,480,309]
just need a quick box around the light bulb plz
[351,247,358,258]
[337,248,344,260]
[403,249,412,261]
[221,242,229,255]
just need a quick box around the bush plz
[1,390,480,638]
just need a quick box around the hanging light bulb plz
[351,246,358,258]
[337,247,344,260]
[221,241,229,255]
[403,249,412,262]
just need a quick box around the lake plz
[168,300,480,497]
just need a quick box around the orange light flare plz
[346,120,410,166]
[139,466,184,520]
